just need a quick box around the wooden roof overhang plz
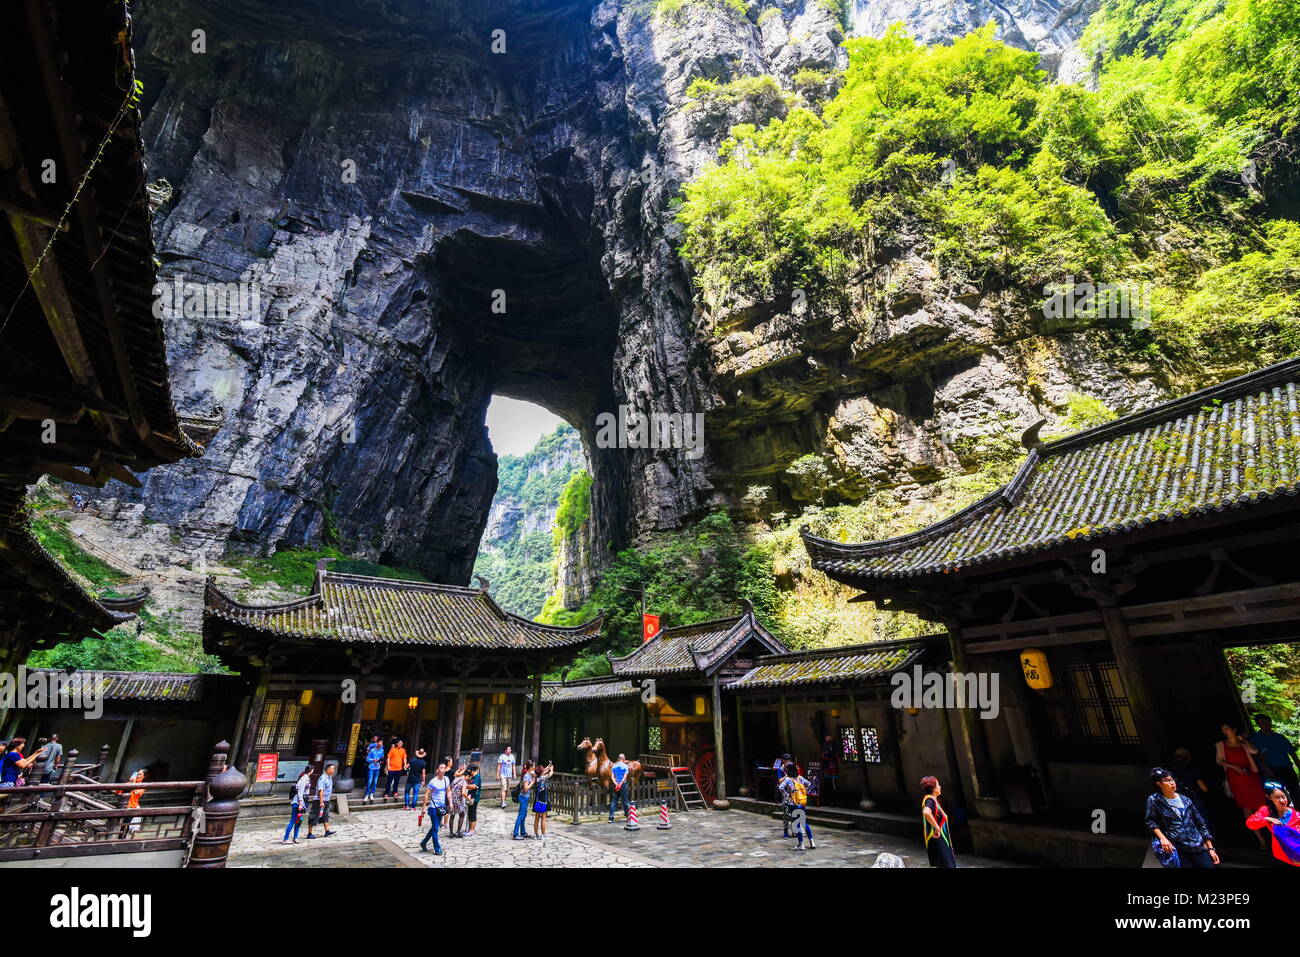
[724,635,946,696]
[801,360,1300,639]
[202,567,604,679]
[0,0,220,646]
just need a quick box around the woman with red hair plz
[920,776,957,868]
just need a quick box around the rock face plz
[851,0,1101,79]
[85,0,1154,607]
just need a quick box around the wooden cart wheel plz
[695,749,716,805]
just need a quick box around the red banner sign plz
[255,752,279,784]
[642,613,661,643]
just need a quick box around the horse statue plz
[593,737,642,787]
[577,736,600,781]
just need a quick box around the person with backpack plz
[283,766,313,844]
[419,760,451,855]
[512,759,535,840]
[779,761,816,850]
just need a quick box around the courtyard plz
[227,802,1023,869]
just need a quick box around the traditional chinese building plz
[0,0,218,665]
[801,358,1300,864]
[541,604,785,803]
[724,637,956,812]
[203,564,603,790]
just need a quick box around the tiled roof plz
[0,485,147,641]
[802,359,1300,582]
[25,669,206,703]
[541,679,641,703]
[607,608,786,677]
[204,570,603,651]
[725,638,935,690]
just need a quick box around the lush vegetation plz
[540,510,780,678]
[471,425,583,618]
[224,546,427,596]
[677,0,1300,369]
[1227,644,1300,738]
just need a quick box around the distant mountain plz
[472,425,583,618]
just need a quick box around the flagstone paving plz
[228,801,1022,868]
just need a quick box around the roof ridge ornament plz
[474,574,490,593]
[1021,417,1048,451]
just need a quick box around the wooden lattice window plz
[860,726,881,763]
[1041,655,1140,760]
[839,725,859,761]
[255,698,302,751]
[483,695,513,744]
[839,726,881,763]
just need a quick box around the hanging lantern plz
[408,696,419,710]
[299,689,313,706]
[1020,648,1053,690]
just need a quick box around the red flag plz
[642,613,661,643]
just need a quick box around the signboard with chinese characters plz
[255,752,279,784]
[345,722,361,766]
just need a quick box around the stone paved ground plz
[229,801,1023,868]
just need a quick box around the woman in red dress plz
[1217,723,1268,849]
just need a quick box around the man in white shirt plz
[497,746,516,808]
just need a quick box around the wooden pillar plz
[410,697,426,751]
[451,676,468,766]
[95,743,110,779]
[848,689,875,811]
[530,672,542,764]
[234,667,270,773]
[711,674,729,808]
[1098,603,1165,763]
[735,696,749,797]
[945,627,1008,818]
[108,714,135,782]
[336,674,369,793]
[780,694,792,756]
[189,742,247,869]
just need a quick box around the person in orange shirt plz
[384,739,408,799]
[116,769,146,836]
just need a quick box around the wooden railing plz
[0,741,247,866]
[547,772,681,824]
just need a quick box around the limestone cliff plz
[79,0,1160,614]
